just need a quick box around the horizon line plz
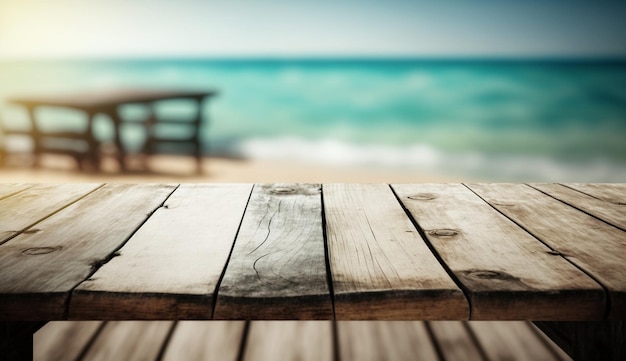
[2,54,626,63]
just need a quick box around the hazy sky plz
[1,0,625,59]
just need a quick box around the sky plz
[1,0,626,59]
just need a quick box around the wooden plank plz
[0,184,32,200]
[324,183,468,320]
[34,321,102,361]
[70,184,252,319]
[0,183,101,245]
[469,321,569,361]
[467,183,626,319]
[162,321,245,361]
[392,183,604,320]
[80,321,173,361]
[531,183,626,231]
[243,321,333,361]
[0,184,176,320]
[428,321,485,361]
[530,323,574,361]
[562,183,626,204]
[337,321,438,361]
[213,184,332,320]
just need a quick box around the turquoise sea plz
[1,59,625,181]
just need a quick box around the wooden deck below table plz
[34,320,572,361]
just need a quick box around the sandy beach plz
[0,154,459,183]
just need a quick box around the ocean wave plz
[234,137,626,182]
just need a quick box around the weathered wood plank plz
[243,321,333,361]
[531,183,626,231]
[213,184,332,320]
[563,183,626,204]
[468,183,626,319]
[0,183,101,246]
[70,184,252,319]
[34,321,102,361]
[338,321,438,361]
[392,183,604,320]
[0,184,176,320]
[469,321,568,361]
[0,184,32,201]
[428,321,485,361]
[324,183,468,320]
[161,321,245,361]
[80,321,174,361]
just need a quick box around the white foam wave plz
[235,136,626,182]
[239,137,441,168]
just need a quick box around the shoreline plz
[0,154,460,183]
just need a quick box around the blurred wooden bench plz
[1,89,217,172]
[0,183,624,360]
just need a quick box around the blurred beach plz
[1,59,626,183]
[0,154,455,183]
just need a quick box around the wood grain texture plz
[562,183,626,204]
[70,184,252,319]
[324,183,468,320]
[338,321,438,361]
[34,321,102,361]
[162,321,245,361]
[81,321,173,361]
[214,184,332,320]
[392,183,604,320]
[0,183,100,245]
[243,321,333,361]
[0,184,176,320]
[532,183,626,231]
[0,184,32,201]
[468,183,626,319]
[428,322,485,361]
[469,321,568,361]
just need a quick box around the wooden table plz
[5,89,216,171]
[0,183,624,360]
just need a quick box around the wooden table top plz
[0,183,624,321]
[7,88,217,109]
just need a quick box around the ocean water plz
[1,59,625,181]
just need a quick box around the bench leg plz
[534,321,625,361]
[105,110,127,172]
[0,322,46,361]
[195,140,203,174]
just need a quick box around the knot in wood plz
[21,246,61,256]
[547,250,565,256]
[428,229,458,237]
[407,193,436,201]
[466,270,505,280]
[492,202,515,207]
[270,187,295,195]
